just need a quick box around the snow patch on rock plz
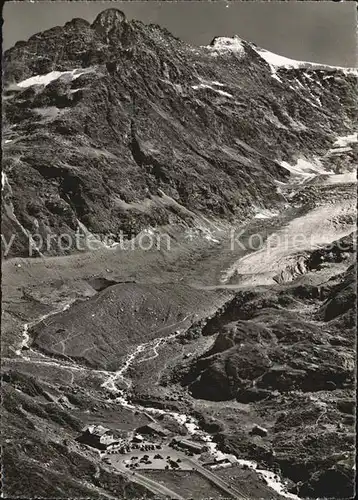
[254,208,279,220]
[197,77,226,88]
[271,73,283,83]
[280,158,330,182]
[333,133,358,148]
[322,172,357,185]
[1,171,7,190]
[192,83,233,98]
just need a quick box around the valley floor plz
[1,171,356,499]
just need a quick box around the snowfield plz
[256,47,358,74]
[16,67,95,88]
[257,48,305,69]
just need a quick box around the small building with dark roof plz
[171,437,204,454]
[136,423,170,438]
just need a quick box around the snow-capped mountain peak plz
[206,34,357,75]
[208,35,245,55]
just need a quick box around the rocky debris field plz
[30,282,222,370]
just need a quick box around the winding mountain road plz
[187,459,250,500]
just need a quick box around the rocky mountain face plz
[1,368,156,499]
[2,8,357,257]
[1,8,357,500]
